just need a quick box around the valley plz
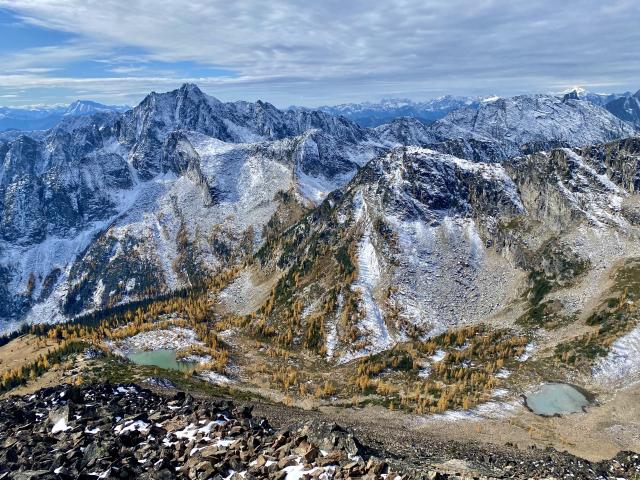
[2,83,640,478]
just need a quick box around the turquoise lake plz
[525,383,591,416]
[127,349,194,372]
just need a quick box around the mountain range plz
[310,96,484,127]
[303,88,634,127]
[3,82,640,465]
[0,83,638,333]
[605,89,640,128]
[0,100,129,132]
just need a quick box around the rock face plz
[0,84,387,330]
[117,83,374,180]
[243,142,640,362]
[0,383,395,479]
[606,90,640,128]
[373,117,438,146]
[0,383,638,479]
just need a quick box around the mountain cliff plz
[224,140,640,361]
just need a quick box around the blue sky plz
[0,0,639,108]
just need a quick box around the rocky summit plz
[0,383,638,480]
[1,383,385,480]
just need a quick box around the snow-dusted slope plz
[430,94,637,160]
[242,142,640,362]
[0,84,389,331]
[345,149,525,344]
[606,90,640,128]
[373,117,437,146]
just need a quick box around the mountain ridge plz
[0,100,129,132]
[0,83,638,332]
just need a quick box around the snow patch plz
[593,323,640,386]
[51,418,70,434]
[341,229,393,363]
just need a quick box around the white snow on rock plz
[518,343,535,362]
[296,165,352,205]
[431,94,636,158]
[199,371,233,385]
[169,418,227,444]
[420,398,520,423]
[114,420,150,435]
[430,350,447,362]
[107,327,203,356]
[51,417,70,434]
[341,228,393,363]
[281,457,336,480]
[593,323,640,386]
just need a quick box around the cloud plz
[0,0,638,105]
[108,66,145,74]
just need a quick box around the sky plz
[0,0,639,108]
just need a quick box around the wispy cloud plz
[108,66,145,74]
[0,0,638,106]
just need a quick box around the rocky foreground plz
[0,384,638,480]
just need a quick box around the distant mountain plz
[0,100,129,132]
[306,96,485,127]
[370,93,637,162]
[312,90,634,128]
[558,87,630,107]
[606,90,640,127]
[428,94,636,160]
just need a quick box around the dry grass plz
[0,335,62,376]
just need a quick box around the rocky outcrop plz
[0,383,638,479]
[577,137,640,193]
[0,383,396,479]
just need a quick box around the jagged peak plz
[176,82,217,103]
[178,82,204,96]
[563,90,580,102]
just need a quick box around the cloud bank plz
[0,0,638,106]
